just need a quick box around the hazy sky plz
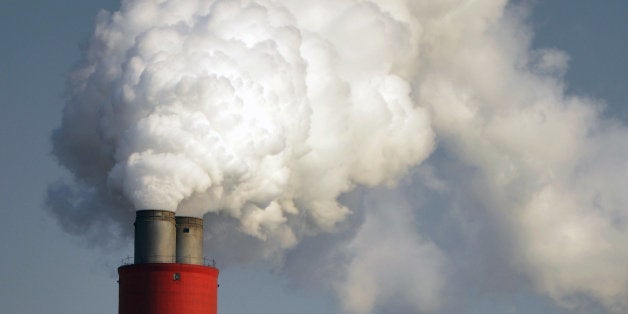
[1,1,626,314]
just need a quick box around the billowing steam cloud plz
[48,0,627,313]
[51,0,432,248]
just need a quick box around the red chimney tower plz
[118,210,219,314]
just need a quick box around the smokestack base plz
[118,263,219,314]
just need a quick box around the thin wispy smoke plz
[48,0,627,313]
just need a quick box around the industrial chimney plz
[118,210,219,314]
[175,216,204,264]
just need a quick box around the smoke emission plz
[48,0,627,313]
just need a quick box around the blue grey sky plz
[1,1,626,314]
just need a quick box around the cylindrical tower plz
[119,211,219,314]
[134,210,176,263]
[118,263,219,314]
[176,216,204,265]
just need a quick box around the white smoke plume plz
[48,0,627,313]
[51,0,433,248]
[334,189,447,313]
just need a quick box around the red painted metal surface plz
[118,263,219,314]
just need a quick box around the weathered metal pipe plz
[134,210,176,263]
[176,216,204,265]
